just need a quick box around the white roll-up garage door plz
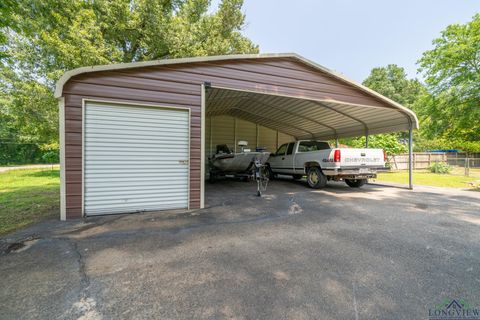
[84,102,190,216]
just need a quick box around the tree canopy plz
[417,13,480,152]
[362,64,426,111]
[9,0,258,84]
[341,64,426,154]
[0,0,258,164]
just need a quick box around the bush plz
[341,134,407,155]
[41,150,59,164]
[429,162,451,174]
[0,143,44,165]
[0,142,59,165]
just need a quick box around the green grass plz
[374,170,480,189]
[0,168,59,235]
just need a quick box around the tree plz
[10,0,258,83]
[362,64,426,112]
[341,65,426,154]
[342,134,408,155]
[418,13,480,151]
[0,0,18,60]
[0,0,258,163]
[1,68,58,143]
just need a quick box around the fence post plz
[408,126,413,190]
[465,155,470,177]
[468,157,470,176]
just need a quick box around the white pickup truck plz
[266,140,387,188]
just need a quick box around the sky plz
[214,0,480,82]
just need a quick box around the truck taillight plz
[334,149,341,162]
[383,150,388,162]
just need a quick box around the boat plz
[209,142,270,174]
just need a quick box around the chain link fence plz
[388,153,480,178]
[445,157,480,178]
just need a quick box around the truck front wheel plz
[306,167,327,189]
[345,179,367,188]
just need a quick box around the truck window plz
[275,144,288,156]
[298,141,330,152]
[286,143,295,155]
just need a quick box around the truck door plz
[282,142,296,174]
[271,142,295,174]
[269,143,288,173]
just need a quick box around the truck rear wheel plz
[345,179,367,188]
[307,167,327,189]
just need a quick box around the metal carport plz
[56,53,418,220]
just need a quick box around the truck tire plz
[292,174,303,180]
[345,179,367,188]
[306,167,327,189]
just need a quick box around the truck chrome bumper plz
[322,167,388,177]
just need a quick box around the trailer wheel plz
[345,179,367,188]
[307,167,327,189]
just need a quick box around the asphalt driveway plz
[1,179,480,319]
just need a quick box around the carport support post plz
[408,126,413,190]
[200,83,207,209]
[59,97,66,220]
[365,133,369,148]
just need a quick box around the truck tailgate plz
[339,148,385,167]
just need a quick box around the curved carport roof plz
[55,53,418,140]
[206,86,416,141]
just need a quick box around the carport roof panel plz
[206,87,416,140]
[56,53,418,138]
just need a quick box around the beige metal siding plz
[278,132,293,147]
[258,126,278,153]
[210,115,235,155]
[206,115,293,160]
[236,119,257,151]
[206,116,213,155]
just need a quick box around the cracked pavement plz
[1,179,480,319]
